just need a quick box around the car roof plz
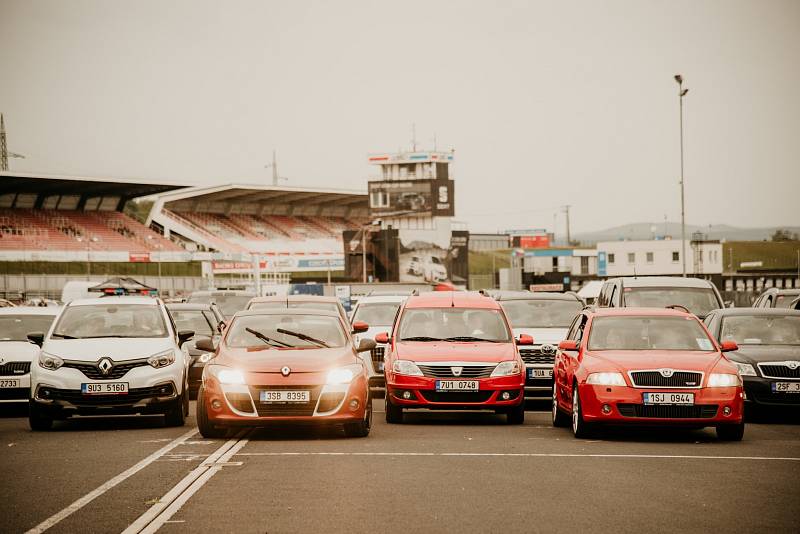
[404,291,501,309]
[709,308,800,317]
[166,303,214,311]
[232,308,342,319]
[68,296,159,306]
[191,290,255,296]
[248,295,340,304]
[613,276,715,289]
[588,307,695,318]
[761,288,800,295]
[495,291,580,302]
[355,295,408,305]
[0,306,60,316]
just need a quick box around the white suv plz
[349,294,407,394]
[0,307,60,404]
[27,296,194,430]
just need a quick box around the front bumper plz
[387,373,525,410]
[0,374,31,403]
[31,382,178,418]
[578,383,744,426]
[743,376,800,407]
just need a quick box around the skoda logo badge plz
[658,368,674,378]
[540,344,555,355]
[281,366,291,377]
[787,361,800,370]
[98,358,114,376]
[452,366,463,377]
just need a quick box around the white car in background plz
[27,296,194,430]
[422,256,447,283]
[0,307,60,404]
[349,294,407,395]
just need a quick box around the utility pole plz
[411,123,417,152]
[271,150,278,185]
[674,74,689,277]
[563,205,572,246]
[0,114,25,171]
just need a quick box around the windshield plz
[775,294,799,308]
[500,299,582,328]
[0,315,57,341]
[353,303,401,326]
[588,316,715,351]
[721,315,800,346]
[398,308,511,342]
[622,287,720,317]
[225,314,346,348]
[249,301,340,315]
[170,310,216,337]
[52,305,168,339]
[188,294,252,317]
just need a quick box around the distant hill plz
[572,222,800,245]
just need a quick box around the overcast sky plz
[1,0,798,234]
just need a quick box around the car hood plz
[42,338,175,361]
[585,350,723,373]
[0,341,41,362]
[216,346,358,373]
[395,341,517,363]
[725,344,800,364]
[512,327,569,345]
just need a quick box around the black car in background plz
[704,308,800,413]
[166,302,225,398]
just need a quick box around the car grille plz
[419,391,494,403]
[0,362,31,376]
[417,364,496,378]
[37,384,175,405]
[757,364,800,379]
[0,387,29,400]
[249,385,322,417]
[519,348,555,365]
[629,371,703,388]
[752,392,800,405]
[62,359,150,380]
[617,404,718,419]
[370,346,385,370]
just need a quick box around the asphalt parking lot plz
[1,401,798,534]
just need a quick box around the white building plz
[596,239,722,277]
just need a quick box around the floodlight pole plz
[675,74,688,277]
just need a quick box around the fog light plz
[402,390,412,400]
[349,399,359,411]
[723,406,732,416]
[501,391,511,400]
[602,404,612,414]
[211,399,222,410]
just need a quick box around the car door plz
[558,313,586,408]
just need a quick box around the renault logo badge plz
[98,358,114,375]
[281,366,291,377]
[658,368,674,378]
[787,361,799,370]
[452,366,463,377]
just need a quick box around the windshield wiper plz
[276,328,329,348]
[246,327,292,348]
[400,336,444,342]
[50,333,78,339]
[444,336,500,343]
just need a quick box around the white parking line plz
[24,428,198,534]
[235,451,800,461]
[123,430,250,534]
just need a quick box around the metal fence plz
[0,274,207,300]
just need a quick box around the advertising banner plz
[212,256,344,274]
[517,235,550,249]
[368,179,455,217]
[128,252,151,263]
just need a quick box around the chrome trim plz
[412,361,498,366]
[524,386,551,391]
[626,369,705,389]
[757,361,800,380]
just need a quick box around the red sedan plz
[377,291,529,424]
[552,307,744,440]
[196,308,374,438]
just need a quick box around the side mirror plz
[516,334,534,346]
[374,332,390,344]
[357,338,377,353]
[720,340,738,352]
[558,340,578,351]
[177,330,195,347]
[195,336,217,353]
[27,331,44,347]
[352,321,369,334]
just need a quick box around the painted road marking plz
[24,428,198,534]
[123,430,250,534]
[235,452,800,461]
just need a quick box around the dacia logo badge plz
[787,361,800,370]
[540,344,555,355]
[452,366,463,377]
[98,358,114,375]
[281,366,291,377]
[658,368,674,378]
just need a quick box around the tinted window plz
[588,316,714,351]
[353,303,402,326]
[0,315,57,341]
[500,299,582,328]
[170,310,215,336]
[397,308,511,342]
[622,287,720,317]
[720,315,800,346]
[226,314,346,348]
[53,305,168,339]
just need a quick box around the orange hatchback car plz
[195,308,375,438]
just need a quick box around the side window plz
[565,315,581,340]
[389,306,403,338]
[765,296,773,308]
[164,306,178,338]
[573,315,588,344]
[597,284,609,307]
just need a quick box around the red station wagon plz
[376,292,529,424]
[552,307,745,440]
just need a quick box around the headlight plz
[392,360,423,377]
[490,360,522,377]
[209,366,246,385]
[39,352,63,371]
[733,362,756,377]
[326,364,362,385]
[586,372,627,386]
[147,350,176,369]
[197,353,214,364]
[708,373,741,387]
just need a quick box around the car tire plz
[506,399,525,425]
[385,394,404,424]
[716,422,745,441]
[196,388,228,439]
[571,385,594,439]
[552,385,570,427]
[164,394,186,427]
[344,395,372,438]
[28,401,53,431]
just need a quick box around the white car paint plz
[350,295,407,383]
[0,307,59,403]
